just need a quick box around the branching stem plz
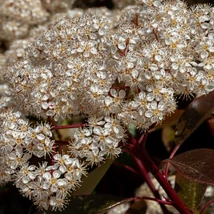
[137,143,190,214]
[164,144,180,178]
[200,199,214,214]
[126,134,191,214]
[95,196,173,214]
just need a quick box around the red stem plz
[95,196,173,214]
[200,199,214,214]
[48,116,62,140]
[138,132,148,147]
[110,86,130,90]
[55,140,70,144]
[137,145,190,213]
[164,144,180,178]
[114,162,140,176]
[47,116,57,174]
[128,134,137,145]
[132,155,172,214]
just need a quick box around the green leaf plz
[34,194,123,214]
[162,126,175,152]
[72,159,114,196]
[163,149,214,185]
[175,173,207,211]
[174,90,214,145]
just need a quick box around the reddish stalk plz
[137,145,190,214]
[51,146,56,169]
[126,140,170,213]
[128,134,137,145]
[55,140,69,145]
[114,161,140,176]
[125,132,190,214]
[200,199,214,214]
[47,116,58,174]
[138,131,148,147]
[164,144,180,178]
[95,196,173,214]
[132,155,172,214]
[110,86,130,90]
[48,116,62,140]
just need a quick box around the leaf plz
[151,110,184,131]
[207,117,214,136]
[72,159,114,196]
[162,126,175,152]
[160,110,184,127]
[175,173,207,211]
[127,200,147,214]
[163,148,214,185]
[34,194,123,214]
[174,90,214,145]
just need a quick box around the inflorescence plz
[0,0,213,211]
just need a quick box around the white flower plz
[145,101,165,123]
[16,164,36,185]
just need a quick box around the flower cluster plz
[0,109,86,210]
[15,155,85,211]
[0,0,48,41]
[0,0,213,211]
[70,116,125,165]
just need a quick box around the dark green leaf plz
[175,90,214,145]
[162,126,175,152]
[35,195,123,214]
[175,173,207,211]
[163,149,214,185]
[72,159,114,196]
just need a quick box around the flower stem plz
[48,116,62,140]
[200,199,214,214]
[114,161,140,176]
[164,144,180,178]
[95,196,173,214]
[132,155,172,214]
[138,145,190,214]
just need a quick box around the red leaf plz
[175,90,214,145]
[163,148,214,185]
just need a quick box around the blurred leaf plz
[174,90,214,145]
[126,200,146,214]
[116,151,136,167]
[95,198,145,214]
[72,159,114,196]
[163,148,214,185]
[58,116,85,140]
[151,110,184,131]
[35,194,123,214]
[175,173,207,211]
[162,126,175,152]
[161,110,184,126]
[207,117,214,136]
